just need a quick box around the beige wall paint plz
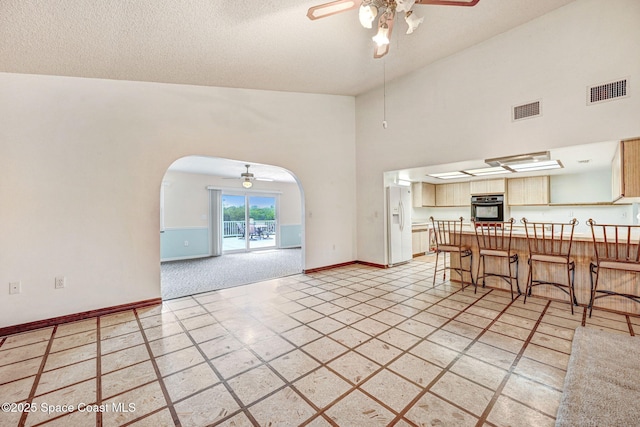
[0,76,356,327]
[355,0,640,265]
[162,170,302,229]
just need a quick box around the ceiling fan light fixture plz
[372,23,390,46]
[404,10,424,34]
[358,4,378,29]
[242,178,253,189]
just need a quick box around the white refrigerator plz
[387,185,413,266]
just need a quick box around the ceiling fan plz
[224,164,273,188]
[307,0,479,58]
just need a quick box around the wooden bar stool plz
[473,218,520,300]
[586,219,640,317]
[521,218,578,314]
[430,217,474,291]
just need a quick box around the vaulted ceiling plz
[1,0,576,96]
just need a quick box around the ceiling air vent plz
[588,78,628,105]
[512,100,541,121]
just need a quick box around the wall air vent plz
[588,78,628,105]
[512,100,541,121]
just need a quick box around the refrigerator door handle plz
[399,200,404,231]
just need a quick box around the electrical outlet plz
[9,282,21,295]
[184,240,189,247]
[55,276,65,289]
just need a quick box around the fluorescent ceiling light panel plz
[509,160,563,172]
[463,166,511,176]
[427,171,470,180]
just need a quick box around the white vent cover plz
[512,100,541,121]
[588,78,628,104]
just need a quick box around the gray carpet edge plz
[555,326,640,427]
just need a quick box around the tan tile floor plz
[1,257,638,427]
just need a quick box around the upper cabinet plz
[412,182,436,207]
[436,181,470,207]
[413,181,470,207]
[469,178,506,195]
[612,138,640,203]
[507,176,549,205]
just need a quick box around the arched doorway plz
[159,156,304,300]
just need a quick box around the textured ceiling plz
[1,0,576,96]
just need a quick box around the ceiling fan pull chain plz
[382,60,388,129]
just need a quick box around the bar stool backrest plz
[430,217,464,248]
[473,218,515,252]
[587,219,640,265]
[521,218,578,260]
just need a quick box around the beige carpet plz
[556,326,640,427]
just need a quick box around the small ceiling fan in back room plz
[224,164,273,189]
[307,0,479,58]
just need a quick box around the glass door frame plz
[221,190,279,253]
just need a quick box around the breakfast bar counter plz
[449,230,640,316]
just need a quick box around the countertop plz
[411,222,432,230]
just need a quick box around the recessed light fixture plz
[462,166,511,176]
[427,171,470,180]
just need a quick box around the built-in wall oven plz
[471,195,504,223]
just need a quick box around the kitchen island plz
[449,229,640,316]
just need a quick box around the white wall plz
[0,74,356,327]
[162,170,302,228]
[550,169,611,204]
[510,205,634,234]
[356,0,640,265]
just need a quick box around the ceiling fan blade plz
[414,0,479,6]
[307,0,361,20]
[373,14,395,59]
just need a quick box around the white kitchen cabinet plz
[470,178,506,195]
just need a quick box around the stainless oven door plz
[471,202,504,222]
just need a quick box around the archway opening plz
[160,155,304,300]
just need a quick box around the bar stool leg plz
[516,257,521,294]
[524,259,532,304]
[476,254,483,291]
[457,252,465,292]
[470,252,476,293]
[432,251,440,287]
[507,257,514,301]
[566,264,574,315]
[589,264,600,318]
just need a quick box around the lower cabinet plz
[412,228,435,256]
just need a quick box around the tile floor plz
[1,256,638,427]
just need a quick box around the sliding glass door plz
[222,193,277,252]
[248,196,276,250]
